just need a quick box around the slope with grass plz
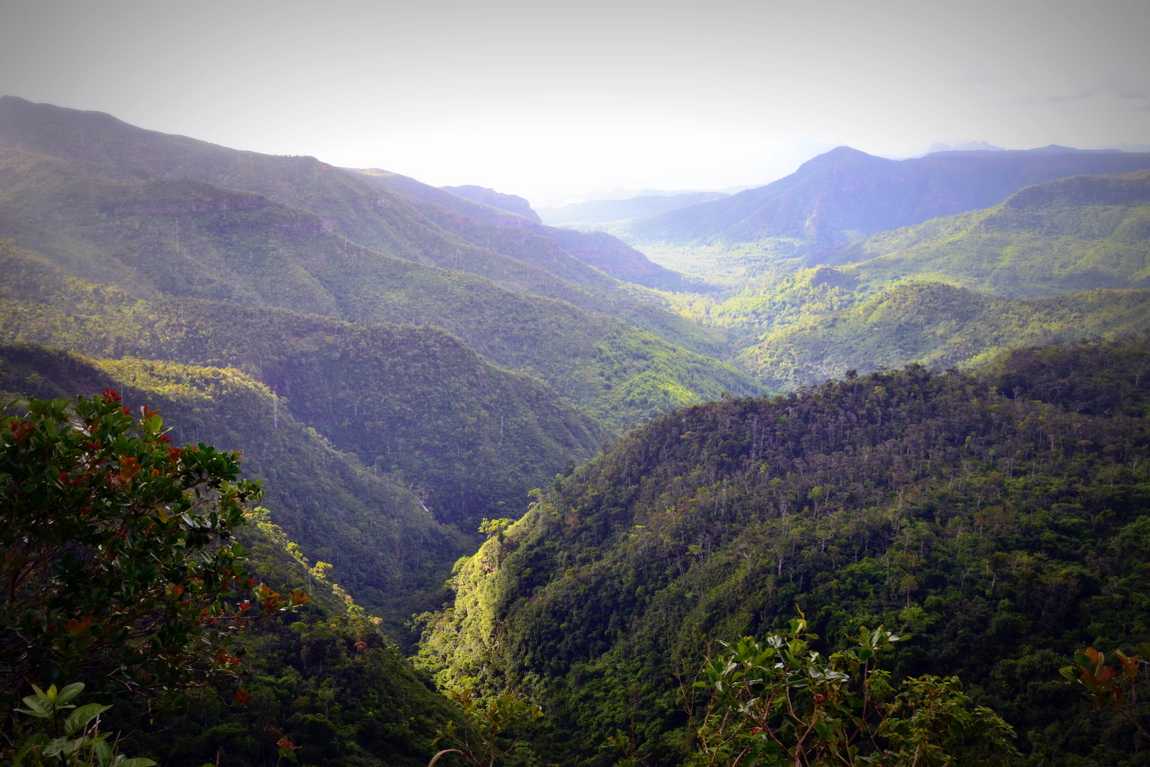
[740,282,1150,388]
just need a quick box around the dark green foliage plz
[420,339,1150,765]
[0,388,469,767]
[691,616,1019,766]
[0,389,258,701]
[986,337,1150,416]
[0,345,469,634]
[10,682,156,767]
[138,611,466,767]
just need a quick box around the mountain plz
[0,242,607,533]
[538,191,729,229]
[740,281,1150,388]
[627,145,1150,250]
[360,169,703,291]
[418,339,1150,766]
[836,170,1150,295]
[441,184,541,222]
[0,139,755,431]
[0,343,470,634]
[684,170,1150,389]
[0,95,700,315]
[926,140,1003,153]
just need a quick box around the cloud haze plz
[2,0,1148,204]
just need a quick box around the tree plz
[1,391,261,701]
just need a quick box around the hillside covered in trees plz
[4,88,1150,767]
[419,339,1150,766]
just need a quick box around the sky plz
[1,0,1149,206]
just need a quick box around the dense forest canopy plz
[1,91,1149,767]
[419,340,1150,765]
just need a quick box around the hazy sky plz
[2,0,1149,205]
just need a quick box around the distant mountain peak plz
[797,145,885,172]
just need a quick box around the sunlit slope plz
[418,340,1150,766]
[0,153,758,430]
[0,244,607,529]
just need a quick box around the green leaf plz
[56,682,85,705]
[65,703,111,737]
[92,737,114,766]
[43,736,81,757]
[116,759,158,767]
[17,695,53,718]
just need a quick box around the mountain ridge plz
[627,143,1150,248]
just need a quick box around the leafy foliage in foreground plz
[691,615,1018,767]
[11,683,155,767]
[0,344,469,634]
[419,339,1150,765]
[1,390,259,699]
[0,391,470,767]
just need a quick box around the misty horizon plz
[3,0,1149,206]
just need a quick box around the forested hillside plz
[3,95,1149,767]
[0,386,472,765]
[419,339,1150,766]
[0,344,472,631]
[835,170,1150,294]
[0,95,704,331]
[0,243,606,533]
[682,171,1150,389]
[0,102,756,431]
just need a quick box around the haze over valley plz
[1,2,1149,765]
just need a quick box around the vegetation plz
[741,282,1150,389]
[4,95,1150,767]
[0,345,470,634]
[690,614,1019,766]
[677,171,1150,389]
[11,682,155,767]
[0,391,470,766]
[419,339,1150,765]
[837,171,1150,296]
[1,388,258,698]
